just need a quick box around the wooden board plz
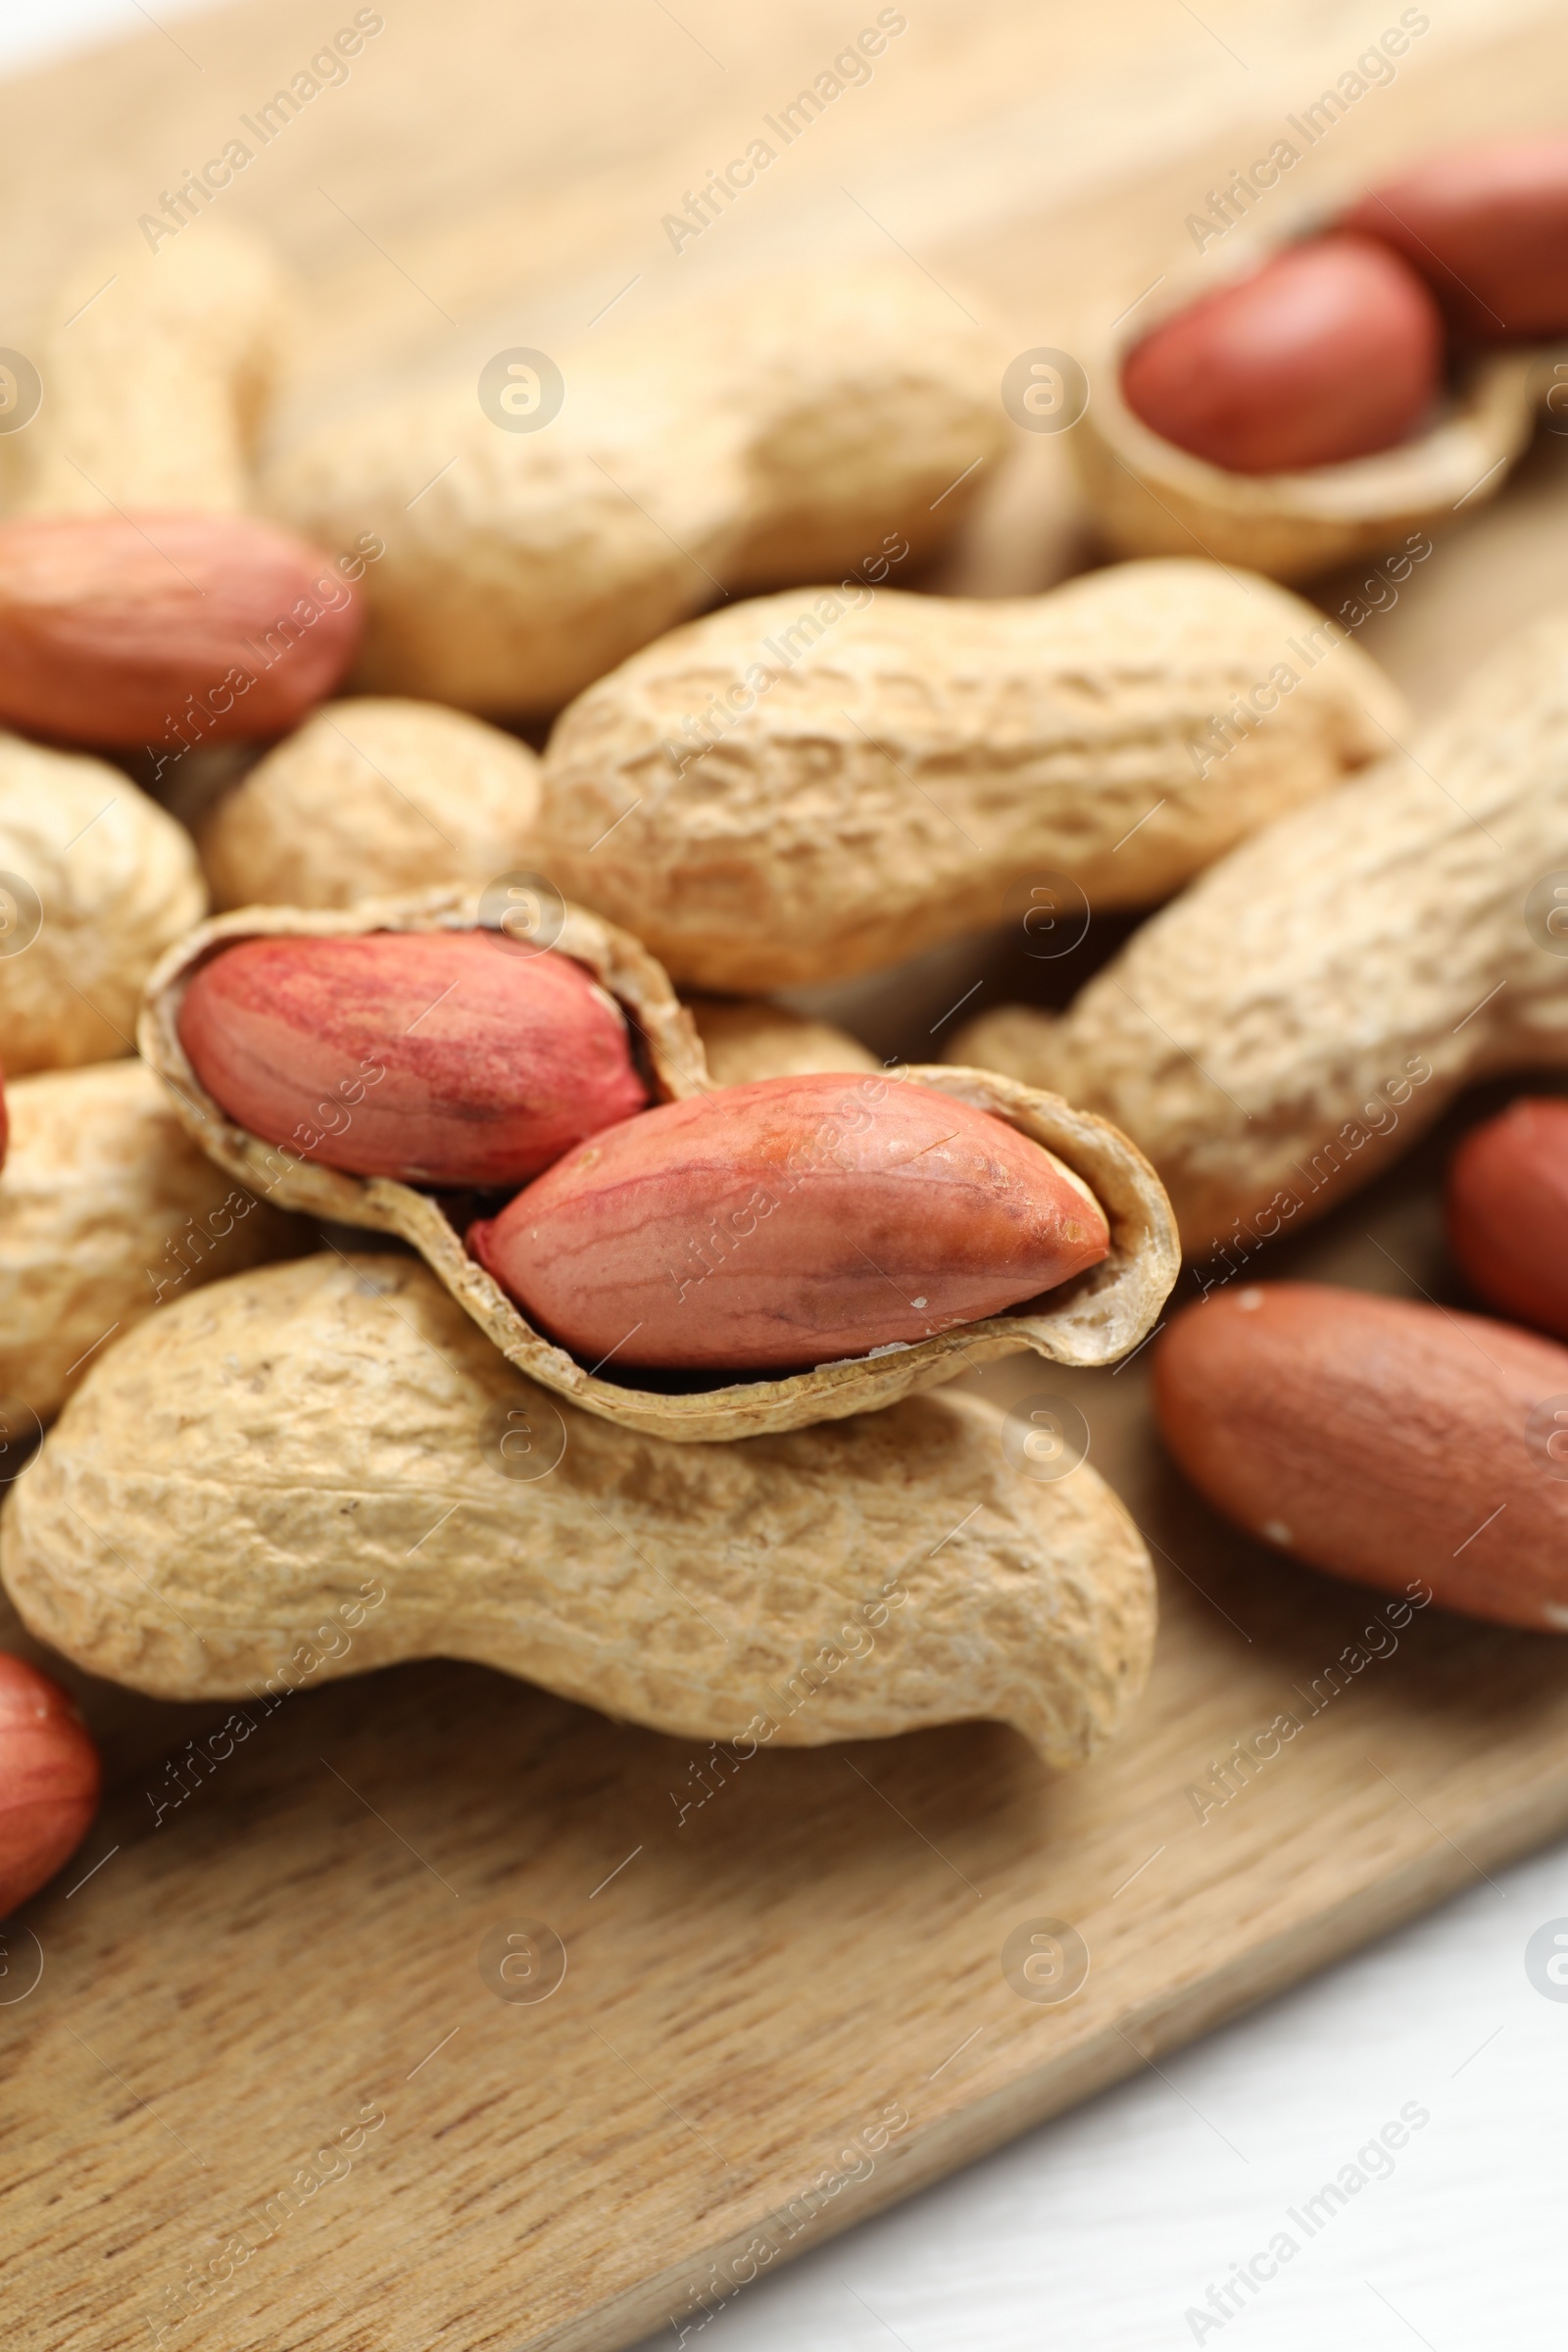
[5,5,1568,2348]
[9,1114,1568,2352]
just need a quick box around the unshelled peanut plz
[0,734,205,1072]
[11,224,289,517]
[0,1253,1155,1768]
[262,267,1005,712]
[199,700,543,912]
[537,561,1406,990]
[956,607,1568,1253]
[685,999,876,1087]
[0,1061,301,1425]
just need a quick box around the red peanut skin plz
[1343,140,1568,339]
[0,1653,99,1915]
[1153,1282,1568,1630]
[1447,1098,1568,1340]
[178,933,647,1188]
[0,514,362,747]
[469,1072,1111,1372]
[1121,233,1444,473]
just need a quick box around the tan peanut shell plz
[198,698,543,911]
[11,224,290,516]
[0,732,206,1072]
[954,605,1568,1254]
[261,267,1006,714]
[1071,203,1539,580]
[0,1252,1156,1769]
[140,892,1178,1442]
[536,561,1408,990]
[684,998,877,1086]
[0,1060,300,1427]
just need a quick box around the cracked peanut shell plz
[1070,200,1539,581]
[141,892,1178,1442]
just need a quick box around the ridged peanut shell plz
[11,224,290,517]
[954,605,1568,1251]
[1071,203,1538,580]
[199,699,543,910]
[709,267,1006,586]
[684,998,876,1086]
[0,1060,301,1426]
[0,733,206,1071]
[140,893,1177,1441]
[0,1252,1156,1770]
[261,267,1004,714]
[537,562,1407,990]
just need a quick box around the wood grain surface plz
[3,4,1568,2348]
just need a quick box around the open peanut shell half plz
[141,891,1178,1441]
[1069,198,1543,582]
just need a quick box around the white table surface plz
[9,6,1567,2347]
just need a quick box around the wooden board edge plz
[536,1758,1568,2352]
